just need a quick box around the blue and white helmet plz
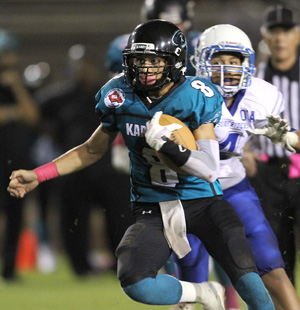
[193,24,255,97]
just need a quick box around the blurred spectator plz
[34,44,133,276]
[245,3,300,285]
[22,58,57,274]
[106,0,199,79]
[0,29,39,280]
[141,0,199,76]
[23,61,52,91]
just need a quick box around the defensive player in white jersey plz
[7,20,276,310]
[172,24,300,310]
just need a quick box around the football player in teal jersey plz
[7,20,274,310]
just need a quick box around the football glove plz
[145,111,182,151]
[254,114,298,153]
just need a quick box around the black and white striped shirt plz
[256,56,300,158]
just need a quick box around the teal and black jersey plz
[95,74,223,203]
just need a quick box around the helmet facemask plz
[197,45,255,97]
[123,50,185,92]
[193,24,256,98]
[123,53,176,92]
[123,20,187,92]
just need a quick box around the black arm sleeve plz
[159,139,191,167]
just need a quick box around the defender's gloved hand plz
[145,111,182,151]
[254,114,298,153]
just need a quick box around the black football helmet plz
[122,19,187,92]
[141,0,194,31]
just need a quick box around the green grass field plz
[1,255,298,310]
[0,256,173,310]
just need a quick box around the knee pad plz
[222,234,257,284]
[116,223,146,287]
[116,222,170,287]
[228,234,256,270]
[211,200,256,269]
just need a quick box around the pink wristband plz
[34,162,59,183]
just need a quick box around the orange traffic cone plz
[16,228,38,272]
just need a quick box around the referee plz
[249,4,300,285]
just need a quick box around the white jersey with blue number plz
[216,77,284,190]
[95,74,224,203]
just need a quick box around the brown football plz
[157,114,197,174]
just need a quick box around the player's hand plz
[145,111,182,151]
[7,170,39,198]
[254,114,298,153]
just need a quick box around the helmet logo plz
[104,88,125,108]
[220,40,242,46]
[171,30,186,49]
[174,47,181,56]
[131,43,155,53]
